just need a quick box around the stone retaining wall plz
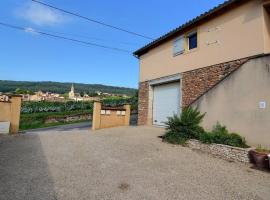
[45,114,91,124]
[187,139,252,163]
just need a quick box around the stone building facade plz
[138,58,248,125]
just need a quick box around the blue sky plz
[0,0,225,88]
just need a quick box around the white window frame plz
[187,31,198,51]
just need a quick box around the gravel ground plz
[0,126,269,200]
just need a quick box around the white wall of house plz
[139,0,269,82]
[193,55,270,148]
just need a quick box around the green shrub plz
[200,122,249,148]
[163,109,249,148]
[101,96,138,112]
[163,107,206,144]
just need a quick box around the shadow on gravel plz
[0,134,57,200]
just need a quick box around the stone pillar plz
[92,101,101,130]
[124,104,131,126]
[138,81,149,125]
[10,95,22,134]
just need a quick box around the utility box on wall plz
[0,122,10,134]
[92,101,131,130]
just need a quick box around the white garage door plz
[153,82,181,126]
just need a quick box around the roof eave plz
[133,0,245,57]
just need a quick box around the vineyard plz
[21,101,93,114]
[20,96,138,130]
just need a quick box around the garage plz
[152,82,181,126]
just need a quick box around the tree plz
[88,92,98,97]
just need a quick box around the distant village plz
[0,84,129,102]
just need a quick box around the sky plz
[0,0,225,88]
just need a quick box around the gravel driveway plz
[0,126,269,200]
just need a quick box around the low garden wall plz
[187,139,252,163]
[92,102,130,130]
[0,95,22,134]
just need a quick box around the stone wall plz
[181,58,248,107]
[45,113,91,124]
[187,139,252,163]
[138,81,149,125]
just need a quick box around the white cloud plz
[16,2,67,26]
[24,27,38,35]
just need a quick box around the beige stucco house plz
[134,0,270,148]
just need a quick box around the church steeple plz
[71,84,74,93]
[69,84,75,99]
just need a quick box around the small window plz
[173,36,184,55]
[188,31,197,50]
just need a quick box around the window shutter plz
[173,36,184,55]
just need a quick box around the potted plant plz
[248,145,270,170]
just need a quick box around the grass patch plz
[255,145,270,153]
[19,120,90,131]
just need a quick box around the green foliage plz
[20,120,89,131]
[199,122,249,148]
[15,88,34,95]
[163,108,248,148]
[20,110,91,130]
[163,107,206,143]
[87,92,98,97]
[101,95,138,112]
[255,145,270,153]
[162,131,188,145]
[19,95,138,130]
[62,93,69,99]
[21,101,93,114]
[0,80,137,96]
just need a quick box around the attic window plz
[173,36,184,56]
[188,31,197,50]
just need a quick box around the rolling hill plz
[0,80,137,96]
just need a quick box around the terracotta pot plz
[248,150,269,170]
